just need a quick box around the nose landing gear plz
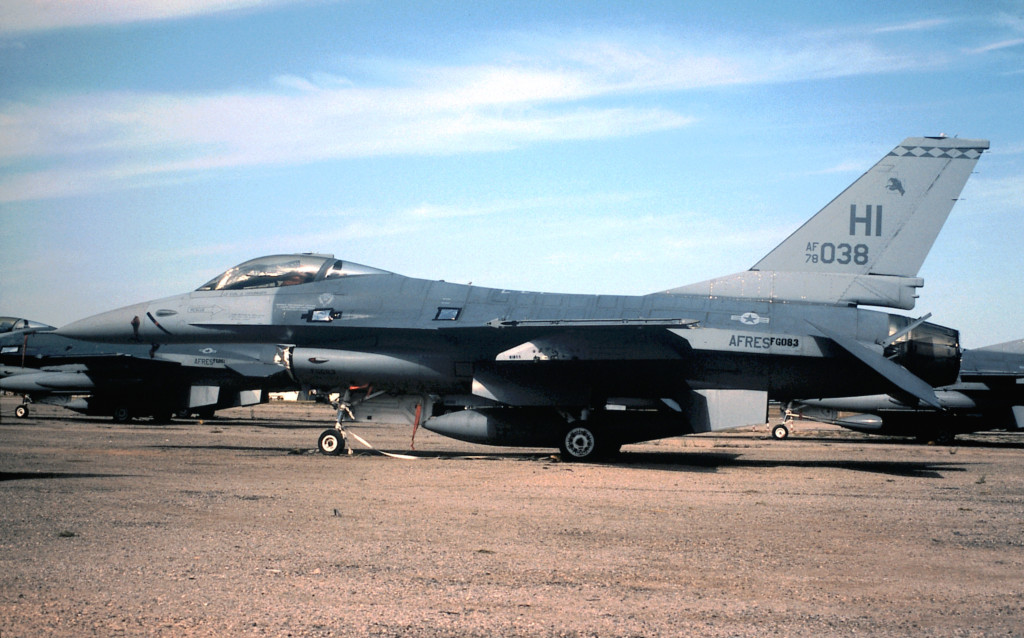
[317,428,348,455]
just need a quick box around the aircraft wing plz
[471,322,698,406]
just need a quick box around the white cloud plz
[872,18,952,34]
[0,29,941,204]
[967,38,1024,54]
[0,0,304,34]
[0,70,695,203]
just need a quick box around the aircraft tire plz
[318,429,346,456]
[15,404,29,418]
[560,425,607,462]
[111,406,132,423]
[771,423,790,440]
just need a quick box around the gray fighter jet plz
[59,136,988,459]
[782,339,1024,443]
[0,316,292,421]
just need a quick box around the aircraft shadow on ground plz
[19,414,1024,448]
[152,444,563,461]
[15,414,325,430]
[154,444,317,455]
[342,448,965,478]
[143,442,966,479]
[780,433,1024,450]
[0,471,128,482]
[611,451,965,478]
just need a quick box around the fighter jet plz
[59,136,988,459]
[0,316,292,421]
[0,317,55,334]
[782,339,1024,443]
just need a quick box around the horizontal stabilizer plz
[807,321,941,409]
[972,338,1024,356]
[959,339,1024,379]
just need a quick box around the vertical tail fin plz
[753,136,988,276]
[667,136,988,309]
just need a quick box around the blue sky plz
[1,0,1022,347]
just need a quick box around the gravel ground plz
[1,395,1022,637]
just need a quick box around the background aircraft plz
[0,316,292,421]
[58,136,988,459]
[781,339,1024,443]
[0,317,54,334]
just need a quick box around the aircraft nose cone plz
[58,303,151,342]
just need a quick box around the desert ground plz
[1,394,1022,637]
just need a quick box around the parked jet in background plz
[0,316,292,421]
[782,339,1024,443]
[59,136,988,459]
[0,317,55,334]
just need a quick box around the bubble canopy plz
[196,254,391,291]
[0,317,55,333]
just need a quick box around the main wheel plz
[111,406,132,423]
[771,423,790,440]
[560,425,605,462]
[15,404,29,418]
[318,429,346,456]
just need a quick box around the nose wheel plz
[771,423,790,440]
[318,428,347,455]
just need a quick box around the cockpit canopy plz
[196,254,391,291]
[0,317,56,334]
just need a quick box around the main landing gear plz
[558,420,621,462]
[561,425,607,461]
